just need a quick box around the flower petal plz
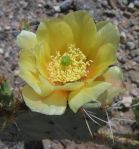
[22,85,68,115]
[19,49,54,96]
[96,21,109,30]
[88,22,120,60]
[36,19,74,54]
[16,30,37,49]
[19,49,40,92]
[95,22,120,50]
[34,42,51,79]
[103,66,123,86]
[55,81,84,91]
[102,66,124,104]
[68,81,111,113]
[38,76,54,96]
[88,43,117,81]
[64,10,97,55]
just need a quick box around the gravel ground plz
[0,0,139,148]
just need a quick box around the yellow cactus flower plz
[17,11,122,115]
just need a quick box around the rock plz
[53,0,73,12]
[0,26,2,32]
[11,29,19,38]
[107,0,117,8]
[19,1,28,8]
[129,71,139,85]
[73,0,96,11]
[0,141,24,149]
[37,0,46,8]
[130,49,139,58]
[44,0,53,9]
[122,0,129,5]
[134,0,139,8]
[73,0,102,20]
[120,31,127,43]
[134,25,139,31]
[60,140,76,149]
[127,33,134,41]
[123,11,131,18]
[0,48,4,54]
[4,51,10,59]
[126,41,136,50]
[127,2,135,12]
[129,83,139,97]
[117,49,128,63]
[103,10,116,17]
[60,0,73,12]
[43,140,64,149]
[14,69,20,76]
[42,139,52,149]
[121,96,132,108]
[124,60,137,70]
[134,56,139,63]
[53,6,61,12]
[100,0,109,8]
[76,142,111,149]
[4,25,10,30]
[118,0,129,6]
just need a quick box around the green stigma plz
[61,55,71,66]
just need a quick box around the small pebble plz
[60,0,73,12]
[126,42,136,50]
[14,70,20,76]
[121,96,132,108]
[53,6,61,12]
[0,48,4,54]
[123,11,131,18]
[103,10,116,17]
[130,49,139,57]
[120,31,127,42]
[134,56,139,63]
[134,0,139,8]
[128,3,135,11]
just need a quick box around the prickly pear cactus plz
[0,76,14,111]
[0,101,107,141]
[0,77,107,141]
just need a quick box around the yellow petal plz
[36,18,74,54]
[68,81,111,113]
[104,66,123,103]
[22,85,67,115]
[64,10,96,55]
[20,71,41,94]
[19,49,40,92]
[19,49,36,73]
[88,43,116,81]
[103,66,123,87]
[55,81,84,91]
[19,49,54,96]
[96,22,120,50]
[34,42,51,79]
[88,22,119,60]
[16,30,37,49]
[96,21,109,30]
[97,66,124,106]
[38,75,54,96]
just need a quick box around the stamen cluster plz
[48,45,92,84]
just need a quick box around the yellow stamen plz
[48,44,93,84]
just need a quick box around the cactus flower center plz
[61,55,71,66]
[48,44,93,84]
